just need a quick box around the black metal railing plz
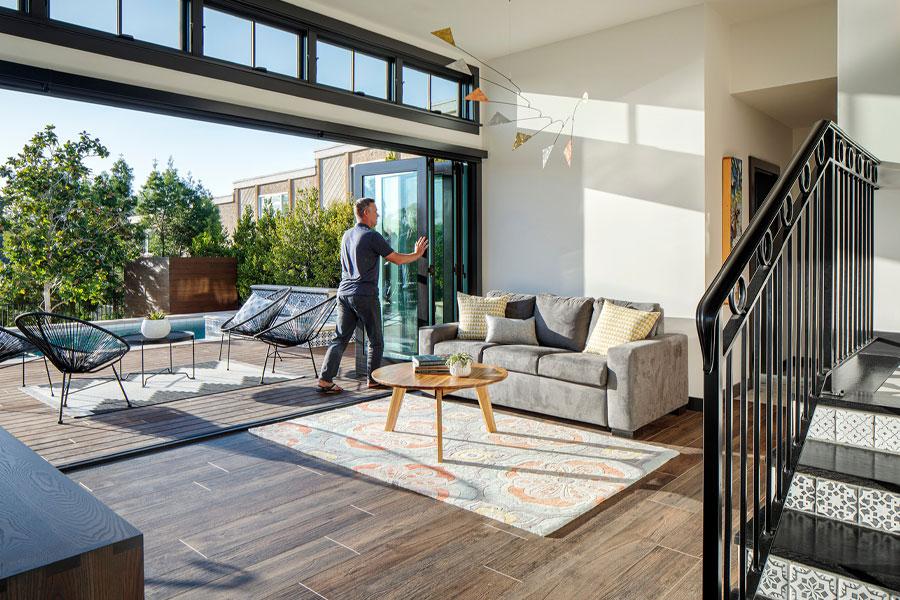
[696,120,879,600]
[0,301,124,328]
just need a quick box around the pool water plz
[103,317,210,340]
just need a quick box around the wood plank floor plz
[0,339,385,468]
[67,397,707,599]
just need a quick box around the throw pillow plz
[583,302,660,355]
[457,292,508,340]
[485,315,538,345]
[233,294,275,324]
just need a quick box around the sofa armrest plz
[418,322,459,354]
[605,333,688,434]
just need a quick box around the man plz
[318,197,428,393]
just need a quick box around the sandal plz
[317,382,345,394]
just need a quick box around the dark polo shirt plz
[337,223,394,296]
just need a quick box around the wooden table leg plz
[436,388,443,463]
[475,385,497,433]
[384,387,406,431]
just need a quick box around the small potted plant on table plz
[141,310,171,340]
[446,352,473,377]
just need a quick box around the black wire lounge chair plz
[15,313,132,424]
[0,326,54,392]
[254,295,337,383]
[218,288,292,369]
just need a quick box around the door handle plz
[426,265,436,276]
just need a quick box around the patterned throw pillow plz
[457,292,508,340]
[583,302,660,355]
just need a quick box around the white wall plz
[481,6,707,394]
[730,0,836,94]
[837,0,900,331]
[705,7,794,286]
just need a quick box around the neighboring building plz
[216,143,417,231]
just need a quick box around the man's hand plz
[414,236,429,257]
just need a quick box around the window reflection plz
[203,7,252,66]
[402,66,428,110]
[255,23,299,77]
[122,0,181,48]
[317,41,352,90]
[51,0,117,33]
[354,52,388,99]
[430,75,459,116]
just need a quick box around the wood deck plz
[0,339,384,469]
[68,398,706,599]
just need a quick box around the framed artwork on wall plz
[722,156,743,263]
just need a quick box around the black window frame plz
[400,59,472,120]
[314,36,393,101]
[46,0,187,51]
[0,0,480,133]
[203,1,305,80]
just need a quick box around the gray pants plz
[321,294,384,383]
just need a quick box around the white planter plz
[449,362,472,377]
[141,318,171,340]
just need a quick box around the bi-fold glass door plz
[352,156,473,359]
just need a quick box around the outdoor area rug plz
[22,360,301,418]
[249,394,678,536]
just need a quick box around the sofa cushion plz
[589,297,664,338]
[482,344,567,375]
[433,339,496,362]
[487,290,536,319]
[538,352,608,388]
[457,292,508,340]
[533,294,594,351]
[485,315,538,346]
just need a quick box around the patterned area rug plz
[23,360,301,417]
[250,394,678,536]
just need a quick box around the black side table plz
[120,330,196,387]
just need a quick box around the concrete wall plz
[482,6,707,395]
[837,0,900,331]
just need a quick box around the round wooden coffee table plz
[371,362,508,463]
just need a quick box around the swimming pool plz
[103,317,210,340]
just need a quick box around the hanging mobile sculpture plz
[431,27,588,168]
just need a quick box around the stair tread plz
[827,350,899,395]
[771,510,900,591]
[818,391,900,416]
[798,440,900,492]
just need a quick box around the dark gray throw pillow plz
[485,315,539,346]
[487,290,536,319]
[533,293,594,351]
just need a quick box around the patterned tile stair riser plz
[808,406,900,454]
[757,554,900,600]
[784,472,899,535]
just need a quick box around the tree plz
[136,159,223,256]
[270,189,353,288]
[0,126,140,312]
[231,204,278,298]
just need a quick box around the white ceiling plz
[292,0,828,60]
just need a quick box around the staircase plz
[696,121,899,600]
[756,339,900,599]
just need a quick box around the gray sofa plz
[418,291,688,437]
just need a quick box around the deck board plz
[0,338,384,468]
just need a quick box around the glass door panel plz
[431,159,457,324]
[354,159,426,359]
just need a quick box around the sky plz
[0,88,333,197]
